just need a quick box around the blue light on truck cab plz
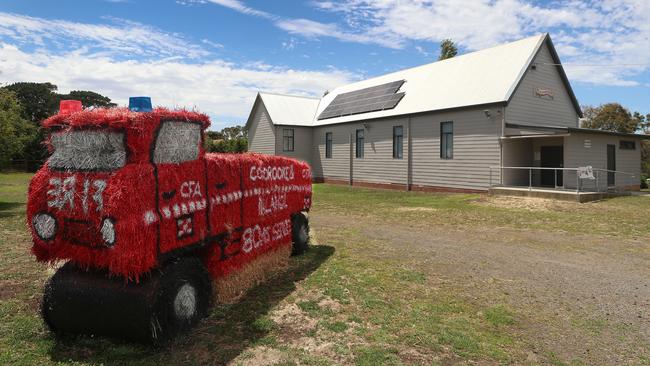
[128,97,153,112]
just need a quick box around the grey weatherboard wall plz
[275,125,313,165]
[564,133,641,189]
[311,105,503,190]
[247,103,276,155]
[312,117,409,185]
[506,41,579,128]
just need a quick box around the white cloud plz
[0,12,209,59]
[200,0,277,19]
[202,0,649,86]
[0,12,358,128]
[281,37,298,50]
[275,18,402,49]
[0,43,356,129]
[201,38,224,49]
[414,45,429,57]
[308,0,650,86]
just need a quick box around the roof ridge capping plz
[258,91,320,100]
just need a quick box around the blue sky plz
[0,0,648,130]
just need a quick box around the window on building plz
[619,140,636,150]
[440,121,453,159]
[393,126,403,159]
[355,129,364,158]
[283,129,294,152]
[325,132,333,159]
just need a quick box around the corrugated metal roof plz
[258,92,320,126]
[315,34,547,126]
[251,34,561,127]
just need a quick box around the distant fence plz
[2,159,45,173]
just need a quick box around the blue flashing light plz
[128,96,153,112]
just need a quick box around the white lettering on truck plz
[48,176,106,212]
[180,181,202,198]
[258,193,288,216]
[249,165,294,182]
[241,219,291,253]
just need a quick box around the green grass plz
[1,174,648,365]
[484,305,515,327]
[312,184,650,239]
[297,300,321,315]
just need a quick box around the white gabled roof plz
[257,92,320,126]
[247,33,579,128]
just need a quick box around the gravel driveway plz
[312,212,650,365]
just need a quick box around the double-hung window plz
[440,122,453,159]
[619,140,635,150]
[355,129,364,158]
[325,132,333,158]
[283,129,294,152]
[393,126,403,159]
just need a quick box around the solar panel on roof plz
[317,80,405,120]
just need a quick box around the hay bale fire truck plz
[27,98,312,343]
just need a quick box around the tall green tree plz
[0,89,34,169]
[580,103,643,133]
[2,82,60,163]
[2,83,118,167]
[642,114,650,183]
[58,90,117,108]
[438,39,458,61]
[4,82,59,122]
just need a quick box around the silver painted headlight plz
[100,218,116,247]
[33,213,56,241]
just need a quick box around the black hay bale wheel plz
[291,212,310,256]
[152,256,212,343]
[42,257,212,345]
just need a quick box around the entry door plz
[540,146,563,187]
[607,144,616,186]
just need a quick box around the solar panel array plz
[317,80,406,120]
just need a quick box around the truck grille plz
[62,219,105,248]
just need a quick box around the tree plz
[0,89,34,169]
[205,125,248,153]
[4,82,59,123]
[642,114,650,184]
[2,82,60,164]
[438,39,458,61]
[580,103,643,133]
[2,83,118,168]
[58,90,117,108]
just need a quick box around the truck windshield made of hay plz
[27,98,312,343]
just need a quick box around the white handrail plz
[490,166,635,176]
[489,166,636,193]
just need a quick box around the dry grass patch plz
[476,195,583,212]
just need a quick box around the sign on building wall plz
[534,87,554,100]
[578,166,595,180]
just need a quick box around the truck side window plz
[154,121,201,164]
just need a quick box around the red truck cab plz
[28,98,312,343]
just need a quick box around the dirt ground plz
[310,209,650,365]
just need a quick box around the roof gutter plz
[310,101,507,128]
